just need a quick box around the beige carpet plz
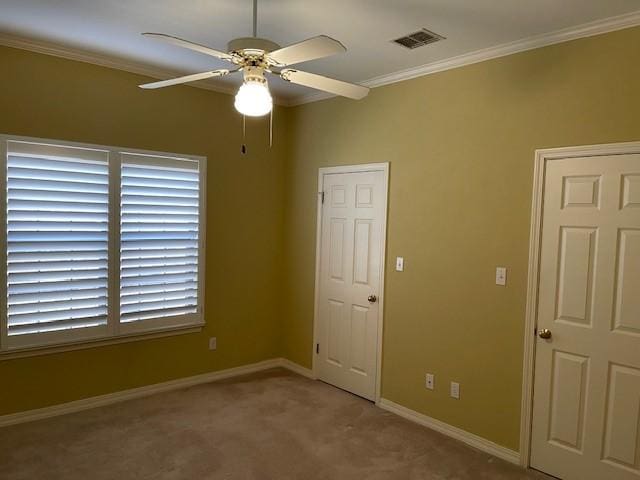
[0,368,551,479]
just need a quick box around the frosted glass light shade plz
[234,81,273,117]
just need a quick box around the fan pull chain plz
[269,108,273,148]
[241,114,247,155]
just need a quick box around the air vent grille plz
[393,29,444,49]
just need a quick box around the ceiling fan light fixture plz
[139,0,369,110]
[234,76,272,117]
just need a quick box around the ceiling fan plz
[139,0,369,117]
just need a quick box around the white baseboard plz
[279,358,315,379]
[2,358,519,471]
[377,398,521,465]
[0,357,310,427]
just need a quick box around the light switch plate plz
[209,337,217,351]
[450,381,460,399]
[495,267,507,286]
[396,257,404,272]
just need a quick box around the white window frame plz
[0,134,207,356]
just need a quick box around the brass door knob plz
[538,328,552,339]
[368,295,377,303]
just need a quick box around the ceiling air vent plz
[392,28,445,49]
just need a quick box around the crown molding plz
[0,32,240,96]
[0,32,298,106]
[288,9,640,107]
[1,9,639,108]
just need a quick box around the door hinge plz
[316,343,320,354]
[319,191,325,204]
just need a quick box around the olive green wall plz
[0,45,287,415]
[282,27,640,451]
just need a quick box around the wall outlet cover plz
[209,337,217,351]
[495,267,507,286]
[425,373,435,390]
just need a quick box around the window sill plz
[0,323,204,361]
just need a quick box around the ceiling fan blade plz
[279,69,369,100]
[142,33,233,61]
[139,69,231,89]
[268,35,346,66]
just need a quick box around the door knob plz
[368,295,377,303]
[538,328,552,339]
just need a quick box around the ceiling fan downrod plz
[252,0,258,38]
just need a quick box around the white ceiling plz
[1,0,639,103]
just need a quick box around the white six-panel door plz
[531,153,640,479]
[315,167,387,401]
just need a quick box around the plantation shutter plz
[119,154,200,325]
[5,142,110,337]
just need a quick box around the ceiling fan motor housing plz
[228,37,281,56]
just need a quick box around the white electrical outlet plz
[396,256,404,272]
[425,373,435,390]
[495,267,507,286]
[208,337,217,351]
[450,381,460,399]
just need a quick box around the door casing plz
[520,141,640,468]
[312,163,389,403]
